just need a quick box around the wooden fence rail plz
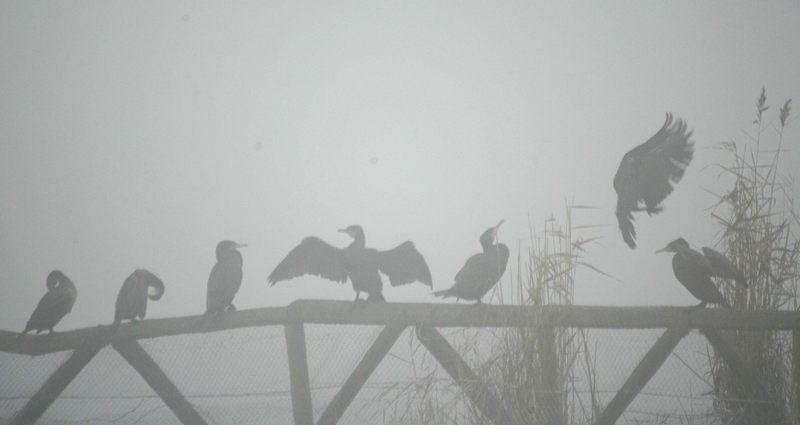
[2,300,800,425]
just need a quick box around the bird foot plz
[349,299,367,312]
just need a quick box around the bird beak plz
[655,246,670,254]
[235,243,248,249]
[338,228,349,235]
[493,220,504,238]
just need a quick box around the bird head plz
[137,269,166,301]
[216,240,247,260]
[46,270,63,290]
[656,237,689,254]
[338,225,364,240]
[479,220,504,248]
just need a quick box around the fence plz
[2,300,800,425]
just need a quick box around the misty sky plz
[1,1,799,332]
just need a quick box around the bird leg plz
[687,301,707,312]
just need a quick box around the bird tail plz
[367,292,386,302]
[616,210,637,249]
[432,289,453,298]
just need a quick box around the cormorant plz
[656,238,748,308]
[112,269,164,331]
[18,270,77,339]
[268,225,432,302]
[614,113,694,248]
[433,220,509,304]
[204,240,246,318]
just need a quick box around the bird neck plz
[349,236,365,249]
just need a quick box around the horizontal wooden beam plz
[3,301,800,355]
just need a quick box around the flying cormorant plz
[268,225,432,302]
[614,113,694,248]
[657,238,748,308]
[204,240,246,318]
[112,269,164,331]
[433,220,509,304]
[18,270,78,339]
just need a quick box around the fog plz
[1,1,799,332]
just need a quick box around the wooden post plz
[536,325,564,425]
[594,320,690,425]
[317,324,405,425]
[416,326,518,425]
[285,323,314,425]
[794,330,800,423]
[9,336,105,425]
[112,339,209,425]
[702,328,785,424]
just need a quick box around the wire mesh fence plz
[3,320,792,425]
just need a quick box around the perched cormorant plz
[112,269,165,331]
[433,220,509,304]
[204,240,246,318]
[656,238,748,308]
[614,113,694,248]
[18,270,77,339]
[268,225,432,302]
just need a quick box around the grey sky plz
[1,1,799,331]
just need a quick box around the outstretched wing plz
[614,113,694,248]
[268,237,348,285]
[702,247,748,288]
[377,241,432,287]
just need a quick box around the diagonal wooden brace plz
[112,339,210,425]
[317,324,406,425]
[416,325,518,425]
[594,319,690,425]
[9,335,105,425]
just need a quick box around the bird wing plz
[27,286,76,329]
[455,253,498,287]
[115,271,146,321]
[614,113,694,248]
[673,254,729,307]
[207,259,243,312]
[268,237,348,285]
[702,247,748,288]
[377,241,432,287]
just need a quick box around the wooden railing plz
[2,300,800,425]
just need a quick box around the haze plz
[1,1,798,332]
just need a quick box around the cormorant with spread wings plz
[614,113,694,248]
[268,225,432,302]
[657,238,748,308]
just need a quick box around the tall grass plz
[708,88,798,424]
[374,205,603,424]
